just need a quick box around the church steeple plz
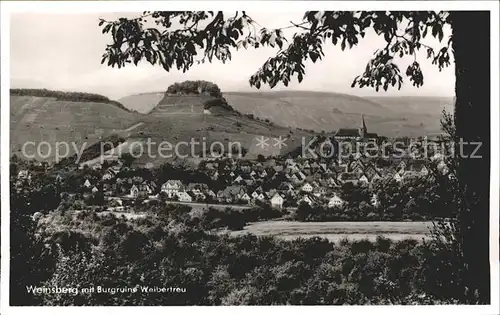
[359,114,367,138]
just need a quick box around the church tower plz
[358,114,367,138]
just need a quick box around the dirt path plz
[124,122,144,132]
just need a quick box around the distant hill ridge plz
[10,88,131,112]
[118,90,453,137]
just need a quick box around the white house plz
[83,179,92,188]
[91,186,99,193]
[328,195,344,208]
[206,190,216,198]
[393,173,403,182]
[240,193,251,203]
[176,191,193,202]
[251,191,260,199]
[257,193,266,201]
[130,184,152,199]
[301,183,313,193]
[270,193,284,209]
[129,185,139,198]
[420,166,429,176]
[358,175,369,185]
[161,180,184,198]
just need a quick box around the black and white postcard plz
[1,1,499,313]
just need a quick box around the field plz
[122,96,312,167]
[10,95,140,161]
[119,90,454,138]
[228,220,433,242]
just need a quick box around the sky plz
[10,12,455,100]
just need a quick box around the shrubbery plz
[201,205,284,231]
[18,207,465,306]
[166,80,222,98]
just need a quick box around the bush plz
[166,80,222,98]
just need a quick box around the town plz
[12,123,451,219]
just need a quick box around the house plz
[161,180,184,197]
[296,171,307,182]
[256,193,267,202]
[130,184,152,199]
[397,160,407,172]
[83,179,92,188]
[233,175,243,184]
[240,193,251,203]
[301,183,314,193]
[17,170,31,181]
[328,194,344,208]
[370,173,382,183]
[102,169,116,181]
[270,193,284,209]
[176,191,193,202]
[273,165,284,173]
[92,163,103,171]
[393,173,403,182]
[358,174,369,185]
[91,186,99,193]
[187,183,208,193]
[299,195,314,206]
[420,165,429,176]
[251,191,260,199]
[279,182,294,192]
[205,189,216,199]
[223,185,246,200]
[313,186,327,198]
[350,160,365,174]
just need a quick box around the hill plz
[120,91,454,137]
[120,93,313,167]
[11,89,312,167]
[224,91,454,137]
[10,90,141,161]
